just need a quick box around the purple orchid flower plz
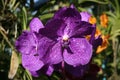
[38,6,93,77]
[15,18,54,77]
[15,5,101,78]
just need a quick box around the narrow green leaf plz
[40,13,54,20]
[22,7,27,30]
[78,0,108,4]
[25,70,33,80]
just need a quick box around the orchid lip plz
[62,34,70,48]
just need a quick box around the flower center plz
[62,34,69,48]
[62,34,69,41]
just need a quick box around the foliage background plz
[0,0,120,80]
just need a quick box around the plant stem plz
[0,26,14,50]
[112,39,117,74]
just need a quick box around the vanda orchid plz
[15,5,101,77]
[15,18,54,77]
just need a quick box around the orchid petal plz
[47,42,63,64]
[39,19,66,39]
[15,31,36,55]
[71,21,93,37]
[29,17,44,33]
[63,38,92,66]
[80,12,91,22]
[22,54,44,71]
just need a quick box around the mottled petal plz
[63,38,92,66]
[53,7,81,36]
[63,17,81,36]
[71,21,93,37]
[15,31,36,55]
[22,54,44,71]
[47,42,63,64]
[54,7,81,20]
[37,36,55,58]
[80,12,91,22]
[29,17,44,33]
[39,19,66,39]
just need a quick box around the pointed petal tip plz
[29,17,44,33]
[70,4,75,8]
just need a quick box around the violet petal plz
[80,12,91,22]
[29,17,44,33]
[15,31,36,55]
[39,19,66,39]
[63,38,92,66]
[53,7,81,36]
[54,7,81,20]
[71,21,93,37]
[46,66,54,76]
[22,54,44,71]
[47,42,63,64]
[37,36,55,58]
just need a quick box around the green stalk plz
[115,0,120,17]
[0,26,14,50]
[112,39,117,73]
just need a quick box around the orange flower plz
[100,13,108,28]
[95,28,101,37]
[89,16,97,25]
[96,35,109,53]
[93,28,109,53]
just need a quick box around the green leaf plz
[25,70,33,80]
[22,7,27,30]
[78,0,108,4]
[40,13,54,20]
[111,20,120,34]
[9,0,16,9]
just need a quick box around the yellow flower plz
[100,13,108,28]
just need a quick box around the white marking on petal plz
[62,34,69,41]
